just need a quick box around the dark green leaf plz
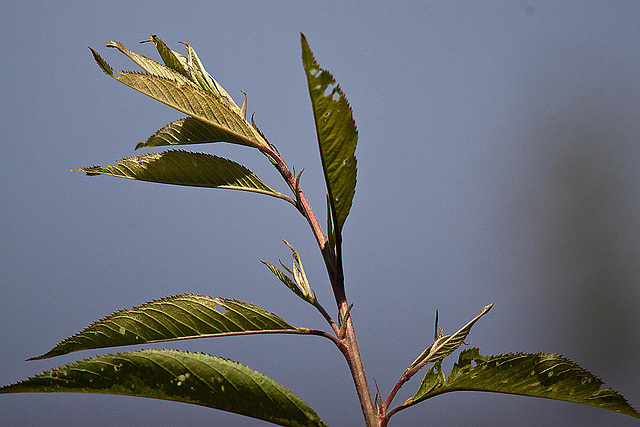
[301,34,357,234]
[72,150,283,198]
[29,294,296,360]
[404,348,640,420]
[2,349,327,427]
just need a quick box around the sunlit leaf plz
[404,347,640,420]
[1,349,327,427]
[262,261,313,304]
[407,304,493,372]
[72,150,283,198]
[182,41,240,110]
[29,294,296,360]
[281,239,314,302]
[147,34,191,78]
[135,117,255,150]
[89,47,267,150]
[262,239,318,305]
[104,40,195,87]
[301,34,357,234]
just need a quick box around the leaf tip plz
[89,47,114,76]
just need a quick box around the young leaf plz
[262,240,317,305]
[1,349,327,427]
[262,261,316,305]
[301,34,357,234]
[182,41,241,111]
[29,295,297,360]
[135,117,255,150]
[282,239,315,302]
[147,34,191,78]
[72,150,285,199]
[105,40,196,87]
[406,303,493,372]
[89,47,267,150]
[402,347,640,420]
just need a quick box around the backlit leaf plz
[72,150,283,198]
[407,304,493,372]
[104,40,195,87]
[404,347,640,420]
[2,349,327,427]
[147,34,191,78]
[135,117,255,150]
[89,47,267,150]
[29,294,296,360]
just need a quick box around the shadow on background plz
[517,44,640,377]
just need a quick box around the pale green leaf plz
[135,117,255,150]
[147,34,191,78]
[72,150,283,198]
[29,294,296,360]
[301,34,357,233]
[262,239,317,305]
[1,349,327,427]
[104,40,195,87]
[89,47,267,150]
[404,347,640,420]
[407,304,493,372]
[281,239,314,302]
[182,41,240,111]
[262,261,314,305]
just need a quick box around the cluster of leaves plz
[1,35,638,426]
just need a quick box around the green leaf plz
[262,239,317,305]
[281,239,315,302]
[182,41,240,111]
[1,349,327,427]
[72,150,283,198]
[89,47,267,150]
[106,38,241,112]
[135,117,255,150]
[147,34,191,78]
[301,34,357,234]
[29,294,296,360]
[104,40,195,87]
[407,303,493,372]
[262,261,312,304]
[404,347,640,420]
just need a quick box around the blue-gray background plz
[1,2,639,426]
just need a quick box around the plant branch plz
[259,136,377,425]
[313,300,341,335]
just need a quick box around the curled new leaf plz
[72,150,285,199]
[407,303,493,373]
[401,347,640,420]
[301,34,357,235]
[262,261,312,304]
[282,239,314,302]
[2,349,327,427]
[146,34,191,78]
[262,240,317,305]
[29,294,297,360]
